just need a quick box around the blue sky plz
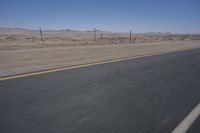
[0,0,200,33]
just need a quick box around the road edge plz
[1,47,200,81]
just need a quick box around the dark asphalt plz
[1,49,200,133]
[188,114,200,133]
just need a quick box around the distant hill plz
[59,29,80,32]
[0,27,81,34]
[0,27,112,35]
[0,27,198,35]
[0,27,33,35]
[0,27,98,34]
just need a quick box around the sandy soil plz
[1,28,200,50]
[1,40,200,77]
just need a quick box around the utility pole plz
[39,26,43,41]
[94,28,97,42]
[129,29,132,43]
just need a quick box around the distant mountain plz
[0,27,81,34]
[0,27,35,35]
[0,27,112,34]
[59,29,80,32]
[85,29,105,32]
[0,27,29,31]
[1,27,197,35]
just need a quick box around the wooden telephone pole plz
[39,27,43,41]
[129,29,132,43]
[93,28,97,42]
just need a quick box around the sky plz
[0,0,200,33]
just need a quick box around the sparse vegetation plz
[0,28,200,50]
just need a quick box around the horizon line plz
[0,26,200,35]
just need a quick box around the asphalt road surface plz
[1,48,200,133]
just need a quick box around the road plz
[0,48,200,133]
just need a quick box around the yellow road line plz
[0,48,198,81]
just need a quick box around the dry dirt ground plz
[1,28,200,77]
[1,28,200,50]
[1,39,200,77]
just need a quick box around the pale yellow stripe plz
[0,48,198,81]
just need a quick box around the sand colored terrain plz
[1,27,200,50]
[1,28,200,77]
[1,40,200,77]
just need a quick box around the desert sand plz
[1,27,200,77]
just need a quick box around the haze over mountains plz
[1,27,196,35]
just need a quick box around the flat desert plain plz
[1,28,200,77]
